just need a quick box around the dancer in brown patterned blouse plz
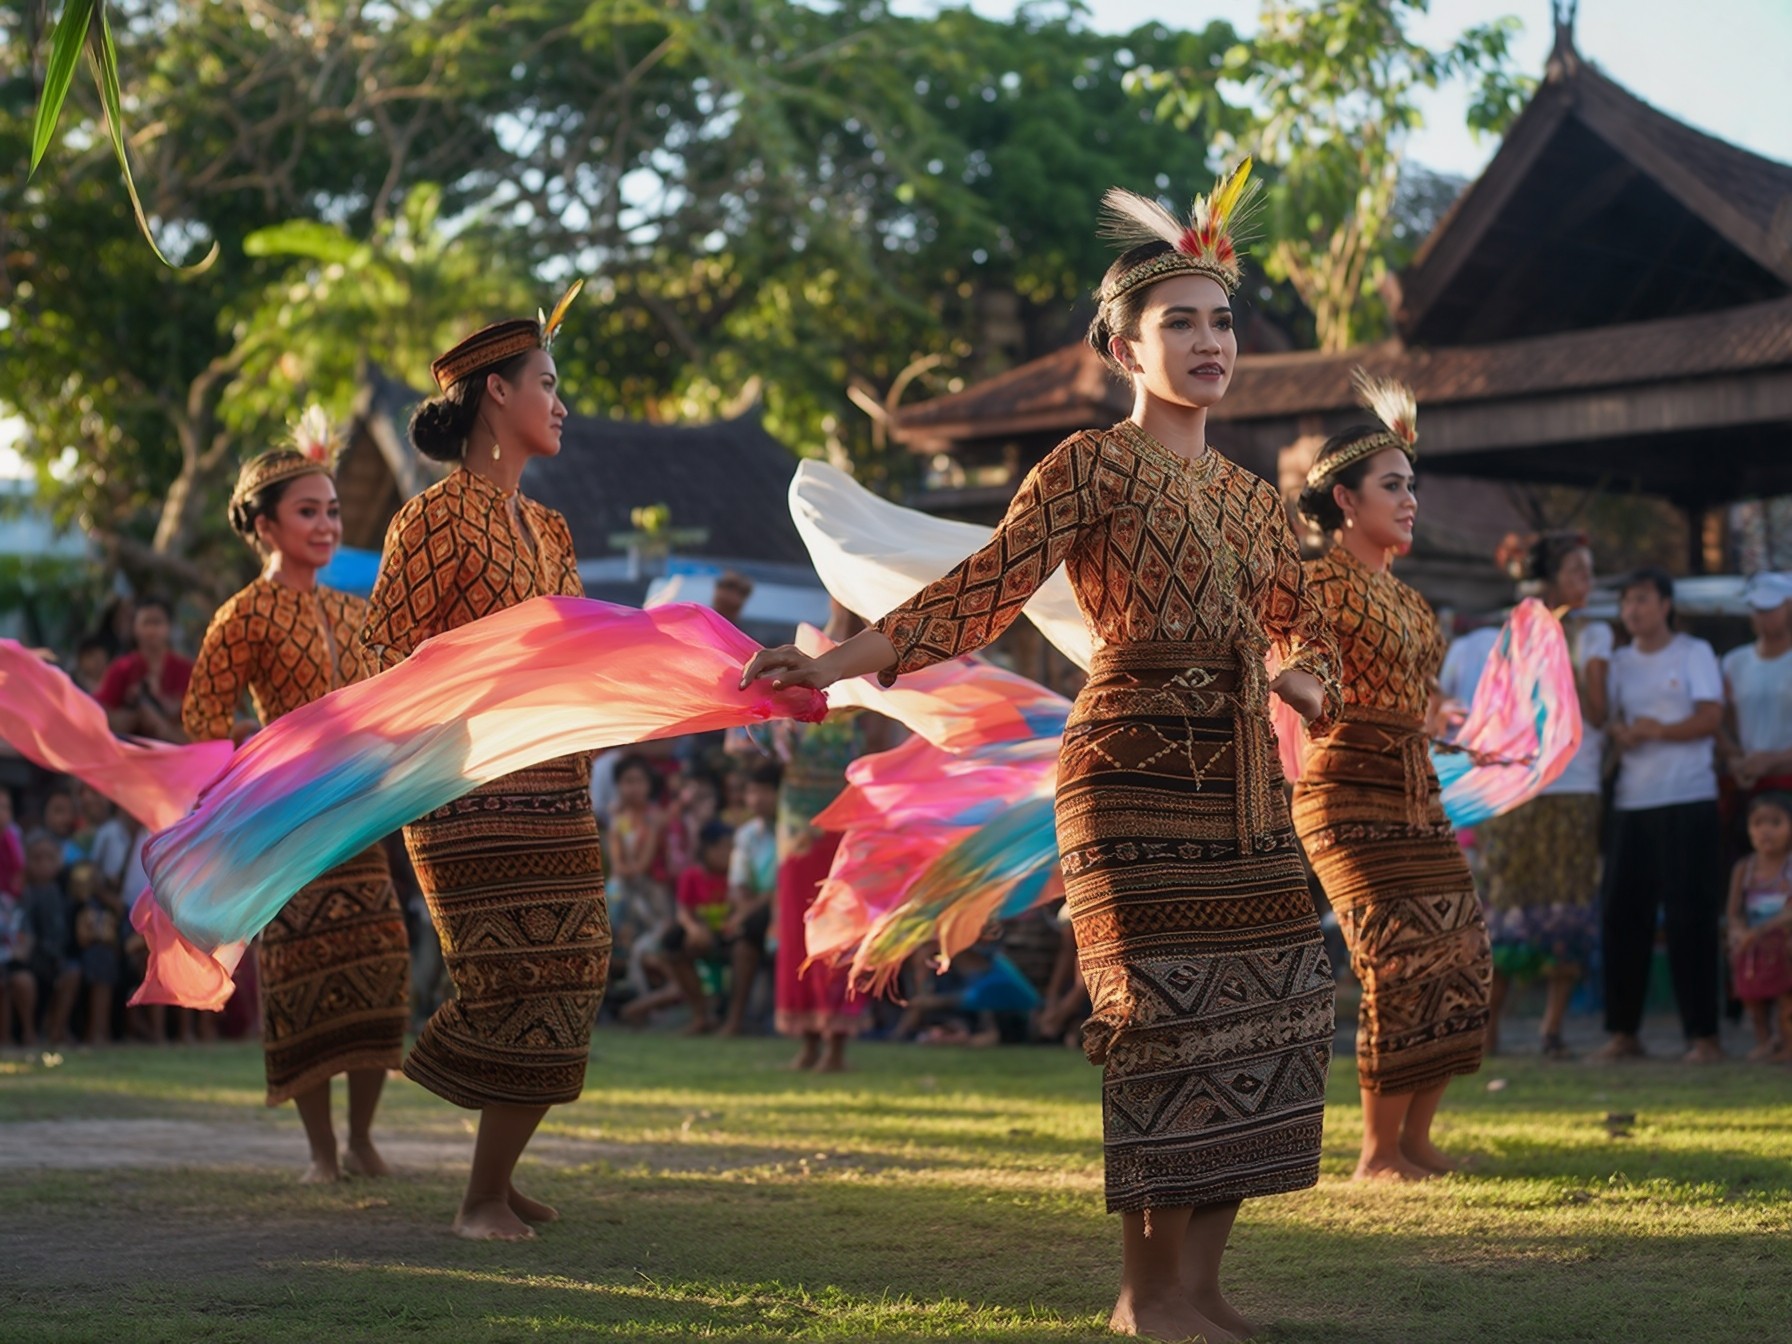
[744,163,1339,1344]
[185,430,411,1183]
[1291,373,1493,1182]
[361,285,610,1242]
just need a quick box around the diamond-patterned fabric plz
[360,468,608,1109]
[875,422,1338,721]
[361,469,582,673]
[1292,553,1491,1096]
[873,423,1340,1212]
[1301,546,1445,723]
[183,578,409,1104]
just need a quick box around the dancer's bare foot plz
[681,1016,716,1036]
[299,1157,341,1185]
[1400,1137,1464,1174]
[342,1139,391,1179]
[1354,1154,1433,1182]
[815,1040,848,1073]
[1110,1289,1233,1341]
[716,1020,744,1038]
[1589,1034,1646,1062]
[452,1198,537,1241]
[1746,1040,1779,1062]
[507,1184,559,1224]
[787,1042,822,1071]
[1188,1288,1256,1339]
[1682,1037,1725,1064]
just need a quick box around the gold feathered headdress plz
[1305,368,1419,490]
[430,278,585,391]
[1097,159,1262,303]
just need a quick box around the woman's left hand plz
[740,644,836,692]
[1269,668,1324,722]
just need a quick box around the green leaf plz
[28,0,97,176]
[244,220,364,265]
[86,6,218,273]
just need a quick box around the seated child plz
[622,820,735,1032]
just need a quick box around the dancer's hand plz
[1269,668,1323,722]
[740,627,900,693]
[740,645,837,692]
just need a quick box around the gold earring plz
[1344,515,1355,529]
[492,440,502,462]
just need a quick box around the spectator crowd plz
[6,560,1791,1065]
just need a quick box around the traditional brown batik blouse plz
[360,468,583,669]
[1301,545,1445,729]
[184,579,373,739]
[874,421,1338,713]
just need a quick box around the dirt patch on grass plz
[0,1117,611,1173]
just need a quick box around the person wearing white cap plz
[1722,572,1792,797]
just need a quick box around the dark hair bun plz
[409,395,476,462]
[227,497,256,539]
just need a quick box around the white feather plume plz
[1351,368,1418,449]
[1098,187,1187,250]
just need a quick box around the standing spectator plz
[1726,792,1792,1060]
[1722,572,1792,798]
[95,597,192,743]
[1597,568,1725,1063]
[18,833,77,1047]
[0,788,23,900]
[1478,537,1611,1059]
[719,760,781,1036]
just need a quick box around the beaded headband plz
[1304,369,1419,491]
[1097,159,1260,305]
[429,279,584,392]
[229,407,336,510]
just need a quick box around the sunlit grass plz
[2,1034,1789,1341]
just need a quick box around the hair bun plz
[408,396,474,462]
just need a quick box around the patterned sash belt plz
[1310,710,1433,828]
[1074,637,1278,849]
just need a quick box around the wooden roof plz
[1397,40,1792,345]
[338,369,810,567]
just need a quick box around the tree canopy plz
[1,0,1527,595]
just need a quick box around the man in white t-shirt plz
[1722,572,1792,794]
[1598,568,1726,1063]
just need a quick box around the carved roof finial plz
[1546,0,1581,81]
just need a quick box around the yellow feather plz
[541,277,585,347]
[1202,157,1253,229]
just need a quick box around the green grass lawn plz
[1,1035,1788,1342]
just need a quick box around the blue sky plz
[896,0,1792,179]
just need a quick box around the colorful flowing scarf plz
[3,600,827,1008]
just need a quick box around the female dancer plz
[360,288,610,1241]
[745,164,1340,1343]
[184,437,411,1182]
[1479,535,1608,1058]
[1290,375,1493,1181]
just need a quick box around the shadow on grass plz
[7,1160,1792,1344]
